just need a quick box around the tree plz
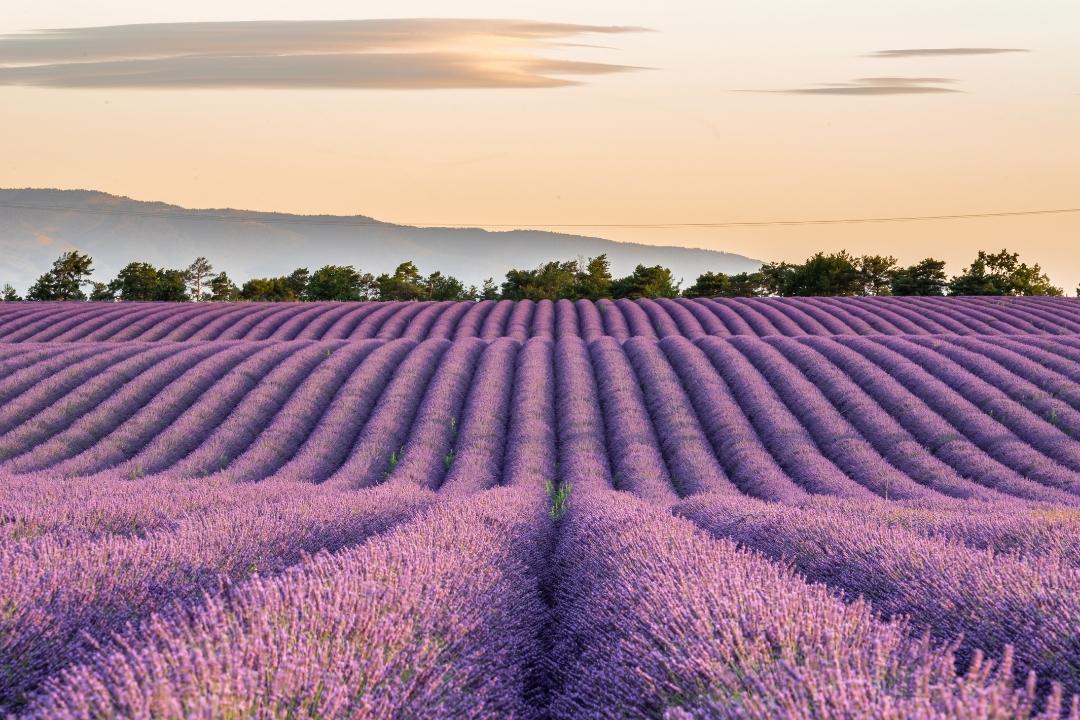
[500,256,612,300]
[424,271,471,301]
[26,251,95,300]
[477,278,500,301]
[185,257,214,301]
[683,271,732,298]
[156,269,190,301]
[891,258,948,296]
[109,262,161,301]
[307,265,373,301]
[1,284,21,302]
[208,272,240,301]
[377,262,426,301]
[783,251,865,296]
[240,277,299,302]
[757,262,797,296]
[683,270,767,298]
[574,255,613,300]
[108,262,189,301]
[285,268,310,300]
[858,255,898,296]
[948,249,1063,296]
[500,261,577,301]
[727,272,768,297]
[611,264,680,299]
[89,282,115,301]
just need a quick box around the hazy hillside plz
[0,189,762,293]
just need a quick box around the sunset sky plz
[2,1,1078,291]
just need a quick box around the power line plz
[1,201,1079,230]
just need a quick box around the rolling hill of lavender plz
[2,296,1080,719]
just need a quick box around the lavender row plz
[0,336,1077,507]
[548,487,1071,719]
[0,481,435,710]
[2,297,1078,342]
[23,486,547,720]
[677,493,1080,699]
[808,497,1080,565]
[0,474,314,545]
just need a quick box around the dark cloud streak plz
[0,19,646,90]
[754,77,960,96]
[869,48,1028,58]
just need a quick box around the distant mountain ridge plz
[0,189,763,292]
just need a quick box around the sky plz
[2,1,1079,292]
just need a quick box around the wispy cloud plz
[758,77,960,96]
[0,19,647,90]
[868,48,1027,58]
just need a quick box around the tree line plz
[0,248,1069,303]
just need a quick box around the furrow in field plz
[588,337,678,504]
[622,336,740,497]
[659,337,808,502]
[0,482,436,712]
[547,488,1064,719]
[841,337,1080,494]
[732,336,940,500]
[696,336,876,498]
[200,341,383,483]
[802,337,1080,504]
[439,338,520,495]
[158,343,336,478]
[383,338,487,489]
[678,493,1080,700]
[23,486,545,720]
[321,339,452,488]
[7,345,251,479]
[503,338,558,490]
[768,338,1008,501]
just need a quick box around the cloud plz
[868,48,1028,58]
[760,77,960,95]
[0,19,647,90]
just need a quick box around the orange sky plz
[1,2,1078,292]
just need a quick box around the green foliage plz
[783,251,866,296]
[891,258,948,296]
[12,247,1068,303]
[756,261,797,296]
[948,249,1063,296]
[376,262,426,301]
[610,264,680,299]
[185,257,214,301]
[375,262,473,301]
[500,255,612,300]
[857,255,898,296]
[26,251,95,300]
[240,275,302,302]
[501,259,580,300]
[545,480,571,520]
[477,278,500,301]
[753,252,899,297]
[156,269,191,301]
[384,447,404,478]
[208,272,241,301]
[108,262,190,301]
[683,271,766,298]
[424,271,471,301]
[88,282,114,301]
[307,265,374,301]
[576,255,613,300]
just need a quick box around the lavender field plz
[2,297,1080,719]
